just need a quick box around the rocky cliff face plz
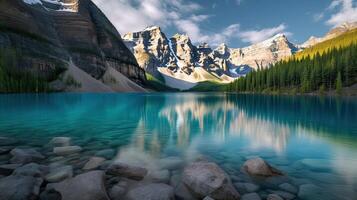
[124,27,298,90]
[0,0,146,92]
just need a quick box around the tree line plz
[226,42,357,94]
[0,48,49,93]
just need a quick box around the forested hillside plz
[226,29,357,95]
[0,48,60,93]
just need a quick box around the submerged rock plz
[182,161,240,200]
[0,146,12,155]
[10,148,45,164]
[48,170,109,200]
[126,183,174,200]
[83,157,106,170]
[53,146,82,156]
[267,194,284,200]
[109,185,126,200]
[50,137,71,147]
[45,165,73,183]
[242,157,282,177]
[241,193,261,200]
[234,182,260,194]
[39,189,62,200]
[0,175,43,200]
[95,149,116,160]
[13,163,48,178]
[279,183,298,194]
[0,164,22,176]
[149,169,170,183]
[106,162,148,180]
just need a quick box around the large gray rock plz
[10,148,45,164]
[13,163,48,178]
[106,162,148,180]
[83,157,106,170]
[48,170,109,200]
[53,146,82,156]
[126,183,174,200]
[182,161,240,200]
[242,157,282,177]
[0,175,43,200]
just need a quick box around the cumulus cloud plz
[92,0,289,47]
[326,0,357,26]
[92,0,200,34]
[238,24,291,44]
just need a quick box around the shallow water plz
[0,93,356,199]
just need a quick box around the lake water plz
[0,93,356,199]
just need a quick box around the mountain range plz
[0,0,356,92]
[123,22,357,90]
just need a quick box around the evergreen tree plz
[336,71,342,95]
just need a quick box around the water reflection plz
[0,93,356,193]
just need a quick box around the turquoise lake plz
[0,93,356,199]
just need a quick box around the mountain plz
[123,27,298,90]
[227,26,357,95]
[301,22,357,48]
[0,0,147,92]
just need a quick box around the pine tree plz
[336,71,342,95]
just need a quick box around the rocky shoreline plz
[0,136,321,200]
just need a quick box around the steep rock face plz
[0,0,146,91]
[301,22,357,48]
[226,34,298,70]
[124,27,297,90]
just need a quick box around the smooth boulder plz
[182,161,240,200]
[45,165,73,183]
[13,163,48,178]
[0,164,22,176]
[10,148,45,164]
[106,162,148,180]
[242,157,282,177]
[0,175,43,200]
[53,146,82,156]
[48,170,109,200]
[83,157,106,170]
[126,183,174,200]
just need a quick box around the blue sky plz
[93,0,357,48]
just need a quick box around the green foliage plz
[0,48,50,93]
[295,28,357,60]
[65,75,81,88]
[227,41,357,95]
[319,84,326,95]
[187,81,226,92]
[145,73,178,92]
[336,71,342,95]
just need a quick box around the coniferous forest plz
[226,30,357,94]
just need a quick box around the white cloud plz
[238,24,291,44]
[314,13,324,22]
[92,0,200,34]
[326,0,357,26]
